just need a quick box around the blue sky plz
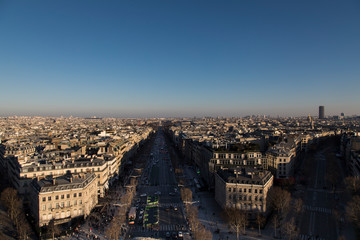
[0,0,359,117]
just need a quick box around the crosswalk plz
[303,205,332,214]
[159,202,182,208]
[298,234,326,240]
[131,224,180,232]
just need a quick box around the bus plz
[128,207,137,225]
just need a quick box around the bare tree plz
[47,219,61,240]
[175,168,183,176]
[225,208,247,240]
[284,217,298,240]
[346,195,360,227]
[256,212,265,236]
[1,188,21,221]
[268,185,291,237]
[344,176,360,194]
[18,217,31,240]
[180,187,192,204]
[294,198,303,215]
[106,220,121,240]
[268,187,291,219]
[272,214,279,238]
[194,224,212,240]
[186,204,200,233]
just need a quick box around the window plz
[249,196,252,201]
[244,189,247,193]
[74,193,77,197]
[255,189,258,193]
[239,188,242,192]
[79,193,82,197]
[55,195,59,200]
[56,203,59,209]
[259,190,263,194]
[249,189,252,193]
[48,196,51,201]
[255,196,258,201]
[67,194,70,199]
[42,205,46,210]
[42,197,46,202]
[61,195,64,199]
[48,203,51,209]
[228,188,231,192]
[67,201,70,207]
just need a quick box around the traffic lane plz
[159,206,186,226]
[313,211,337,240]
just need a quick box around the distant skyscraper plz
[319,106,325,119]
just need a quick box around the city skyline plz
[1,1,359,117]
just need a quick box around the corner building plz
[29,173,98,227]
[215,168,273,216]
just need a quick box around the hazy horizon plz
[1,1,359,117]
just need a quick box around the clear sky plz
[0,0,359,118]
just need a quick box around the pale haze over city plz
[1,0,359,117]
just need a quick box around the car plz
[174,206,178,211]
[169,192,175,196]
[172,232,177,238]
[155,191,161,195]
[140,193,147,197]
[165,232,171,238]
[165,207,170,211]
[178,231,183,238]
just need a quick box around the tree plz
[268,186,291,236]
[194,224,212,240]
[18,217,31,240]
[105,220,121,240]
[256,212,265,236]
[344,176,360,195]
[294,198,303,215]
[272,214,280,238]
[284,217,298,240]
[346,195,360,228]
[268,187,291,218]
[1,188,21,221]
[225,208,248,240]
[47,219,61,240]
[180,187,192,204]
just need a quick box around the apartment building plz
[265,141,297,179]
[29,172,98,227]
[215,168,273,216]
[209,151,264,173]
[5,156,111,197]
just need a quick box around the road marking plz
[299,234,326,240]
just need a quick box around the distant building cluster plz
[166,115,360,214]
[0,116,153,227]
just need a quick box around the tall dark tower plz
[319,106,325,119]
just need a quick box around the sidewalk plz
[196,191,273,240]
